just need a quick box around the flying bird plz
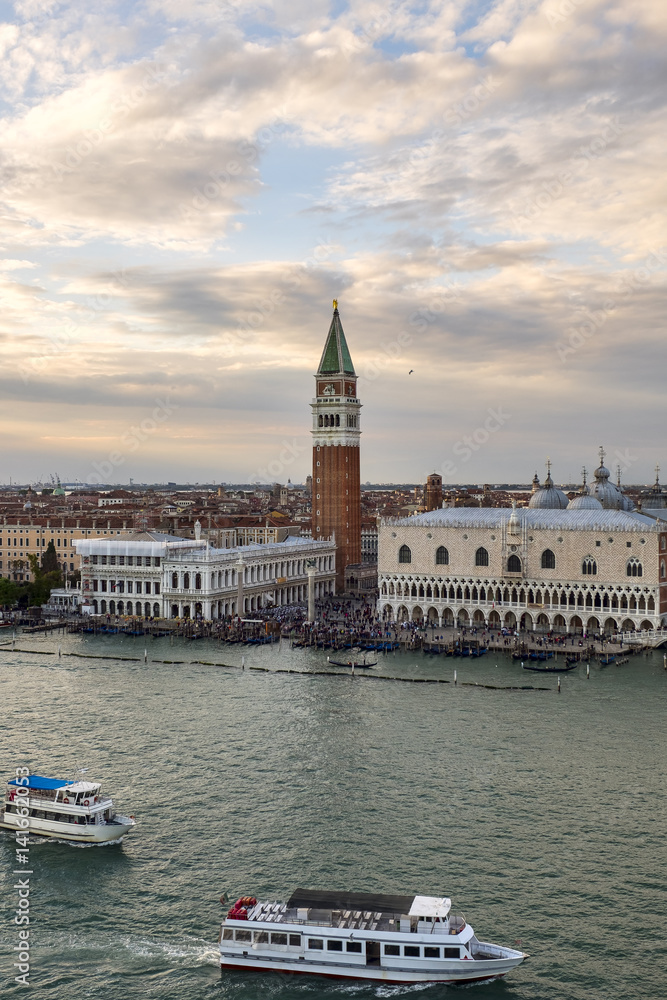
[408,369,414,374]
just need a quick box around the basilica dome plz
[588,450,632,510]
[568,493,603,510]
[567,468,603,510]
[528,468,569,509]
[643,468,667,509]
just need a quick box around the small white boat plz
[219,888,526,984]
[0,774,136,844]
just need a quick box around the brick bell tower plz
[311,300,362,593]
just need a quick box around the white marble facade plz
[378,508,667,632]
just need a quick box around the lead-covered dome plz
[528,467,569,509]
[567,468,603,510]
[568,493,603,510]
[588,449,630,510]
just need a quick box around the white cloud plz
[0,0,664,482]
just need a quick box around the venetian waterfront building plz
[75,532,336,618]
[311,301,362,591]
[377,456,667,633]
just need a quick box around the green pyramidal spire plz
[317,300,356,376]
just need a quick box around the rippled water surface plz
[1,631,666,1000]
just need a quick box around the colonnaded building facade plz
[76,532,336,619]
[377,458,667,633]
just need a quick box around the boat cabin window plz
[346,941,362,953]
[253,932,268,943]
[289,935,301,947]
[327,940,343,952]
[308,939,323,950]
[270,933,287,946]
[424,946,440,958]
[384,945,400,956]
[404,946,420,957]
[235,930,251,942]
[222,929,234,941]
[444,947,460,959]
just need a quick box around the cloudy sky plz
[1,0,665,486]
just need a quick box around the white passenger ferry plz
[0,775,136,844]
[219,888,526,984]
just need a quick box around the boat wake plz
[45,929,218,966]
[23,835,126,847]
[119,934,219,965]
[334,984,434,998]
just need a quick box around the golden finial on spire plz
[333,298,338,310]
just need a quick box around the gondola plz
[327,657,377,668]
[522,661,578,672]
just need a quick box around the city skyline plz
[2,1,665,484]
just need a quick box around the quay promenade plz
[4,596,665,661]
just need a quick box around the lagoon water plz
[1,631,666,1000]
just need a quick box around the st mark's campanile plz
[311,301,361,592]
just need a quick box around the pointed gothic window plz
[582,558,597,575]
[475,547,489,567]
[541,549,555,569]
[626,558,642,577]
[435,545,449,565]
[507,554,522,573]
[398,545,411,564]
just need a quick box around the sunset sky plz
[1,0,665,486]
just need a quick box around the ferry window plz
[424,946,440,958]
[222,929,234,941]
[384,945,400,956]
[254,932,268,943]
[404,946,420,957]
[327,940,343,952]
[308,939,323,950]
[289,935,301,947]
[127,556,134,566]
[92,555,98,565]
[444,947,460,959]
[235,930,251,942]
[119,556,125,565]
[346,942,362,953]
[271,933,287,946]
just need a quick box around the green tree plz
[41,540,59,574]
[27,552,62,607]
[0,576,19,607]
